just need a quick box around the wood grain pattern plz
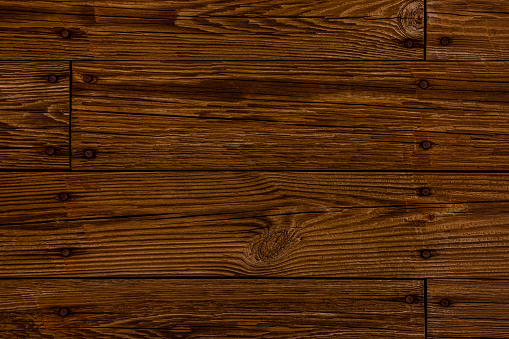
[2,172,509,278]
[0,279,424,338]
[428,0,509,60]
[72,61,509,170]
[428,279,509,338]
[0,62,69,169]
[1,0,508,336]
[0,0,424,60]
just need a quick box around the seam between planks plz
[424,278,428,339]
[424,0,427,61]
[69,60,72,171]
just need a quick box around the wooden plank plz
[428,0,509,60]
[0,62,69,169]
[428,279,509,339]
[0,0,424,60]
[0,279,424,338]
[2,172,509,277]
[72,61,509,170]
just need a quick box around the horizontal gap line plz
[2,170,509,173]
[0,276,427,281]
[1,276,509,281]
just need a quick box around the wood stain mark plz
[398,0,424,39]
[248,227,302,264]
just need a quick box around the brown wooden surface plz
[71,61,509,170]
[1,0,508,337]
[1,172,509,278]
[428,0,509,60]
[0,0,423,60]
[428,279,509,339]
[0,62,69,169]
[0,279,424,338]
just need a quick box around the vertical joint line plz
[69,60,72,171]
[424,278,428,339]
[424,0,427,61]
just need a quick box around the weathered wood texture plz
[428,0,509,60]
[2,172,509,278]
[428,279,509,339]
[0,279,424,338]
[0,62,69,169]
[72,61,509,170]
[0,0,423,60]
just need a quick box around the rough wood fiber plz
[2,172,509,278]
[428,0,509,60]
[0,0,424,60]
[0,279,424,338]
[428,279,509,338]
[0,62,69,169]
[72,61,509,170]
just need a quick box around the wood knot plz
[250,230,297,262]
[399,1,424,38]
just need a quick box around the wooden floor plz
[1,0,508,338]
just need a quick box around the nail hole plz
[45,146,56,156]
[59,307,70,317]
[58,193,70,201]
[47,75,58,83]
[421,141,432,150]
[420,187,431,196]
[419,80,429,89]
[84,149,96,159]
[83,74,94,83]
[440,37,450,46]
[60,29,70,38]
[440,299,450,307]
[420,249,432,259]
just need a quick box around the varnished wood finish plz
[428,279,509,338]
[428,0,509,60]
[0,62,69,169]
[0,0,423,60]
[0,279,424,338]
[2,172,509,278]
[72,61,509,170]
[1,0,509,337]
